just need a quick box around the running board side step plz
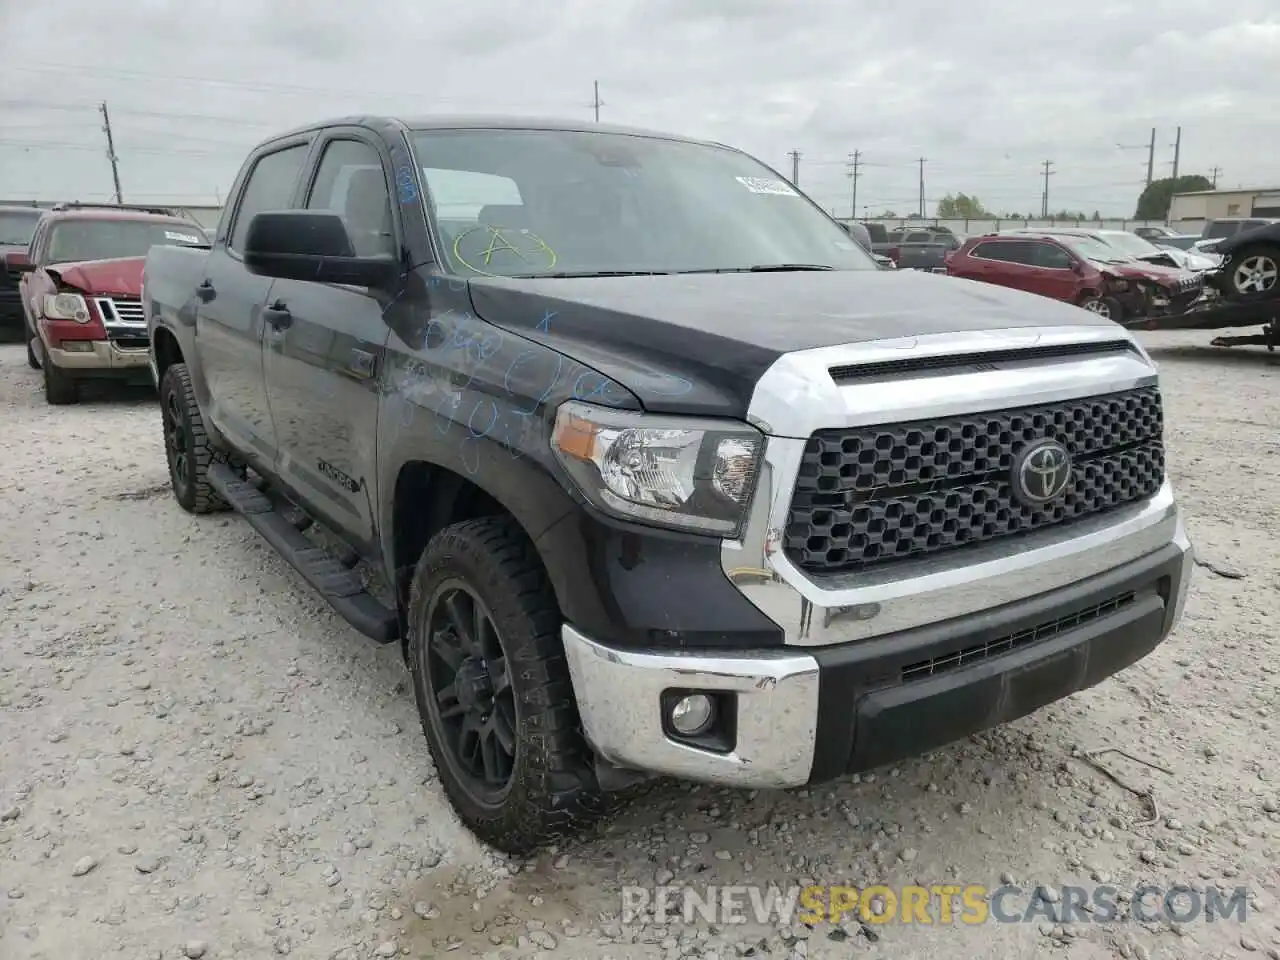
[208,463,400,644]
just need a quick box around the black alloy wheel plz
[163,386,191,496]
[157,362,226,514]
[421,580,518,805]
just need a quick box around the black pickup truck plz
[878,227,961,272]
[144,115,1193,852]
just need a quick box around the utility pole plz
[917,157,927,217]
[1040,160,1055,218]
[591,81,603,122]
[787,150,801,186]
[1170,126,1182,181]
[1117,130,1157,186]
[1146,127,1156,186]
[846,150,862,219]
[1210,166,1222,188]
[100,101,123,204]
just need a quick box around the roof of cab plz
[259,114,727,150]
[41,209,196,224]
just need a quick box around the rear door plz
[198,139,313,469]
[261,131,395,552]
[961,240,1034,289]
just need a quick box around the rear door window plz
[972,240,1034,264]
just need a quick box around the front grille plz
[95,296,145,326]
[784,386,1165,573]
[900,591,1137,682]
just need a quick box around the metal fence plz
[844,217,1203,236]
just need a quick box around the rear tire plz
[159,362,227,514]
[42,357,77,405]
[407,515,606,854]
[1223,244,1280,302]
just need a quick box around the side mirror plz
[1069,260,1083,274]
[4,250,32,272]
[243,210,399,287]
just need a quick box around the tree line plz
[874,175,1214,222]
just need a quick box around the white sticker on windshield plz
[736,176,799,196]
[165,231,202,244]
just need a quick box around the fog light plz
[669,694,715,736]
[63,341,93,352]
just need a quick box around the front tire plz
[159,362,226,514]
[407,516,606,854]
[43,357,77,405]
[1078,294,1122,320]
[1224,245,1280,302]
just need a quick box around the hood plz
[45,257,144,296]
[1134,248,1216,272]
[1214,222,1280,257]
[466,270,1117,418]
[1094,258,1197,286]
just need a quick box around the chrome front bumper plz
[562,326,1195,789]
[563,520,1191,789]
[561,628,820,788]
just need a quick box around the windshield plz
[410,128,877,276]
[0,210,42,246]
[45,219,207,265]
[1099,233,1162,257]
[1051,235,1131,263]
[1204,221,1239,240]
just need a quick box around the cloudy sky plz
[2,0,1278,219]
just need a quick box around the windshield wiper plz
[678,263,836,274]
[510,270,672,278]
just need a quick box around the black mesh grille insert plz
[784,386,1164,573]
[900,591,1137,682]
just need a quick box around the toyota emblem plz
[1012,439,1072,505]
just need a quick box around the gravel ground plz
[2,331,1279,960]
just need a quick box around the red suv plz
[6,205,207,404]
[945,232,1203,321]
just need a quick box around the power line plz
[1170,126,1182,181]
[916,157,927,217]
[1040,160,1055,218]
[0,62,581,110]
[1210,166,1222,188]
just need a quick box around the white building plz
[1169,186,1280,225]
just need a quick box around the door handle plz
[196,279,215,302]
[263,299,292,330]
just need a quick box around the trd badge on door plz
[317,459,361,493]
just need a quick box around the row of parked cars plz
[836,217,1280,323]
[0,202,209,404]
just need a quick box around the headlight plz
[551,400,764,537]
[44,292,90,323]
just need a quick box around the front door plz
[261,135,395,552]
[1025,241,1082,302]
[198,141,312,466]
